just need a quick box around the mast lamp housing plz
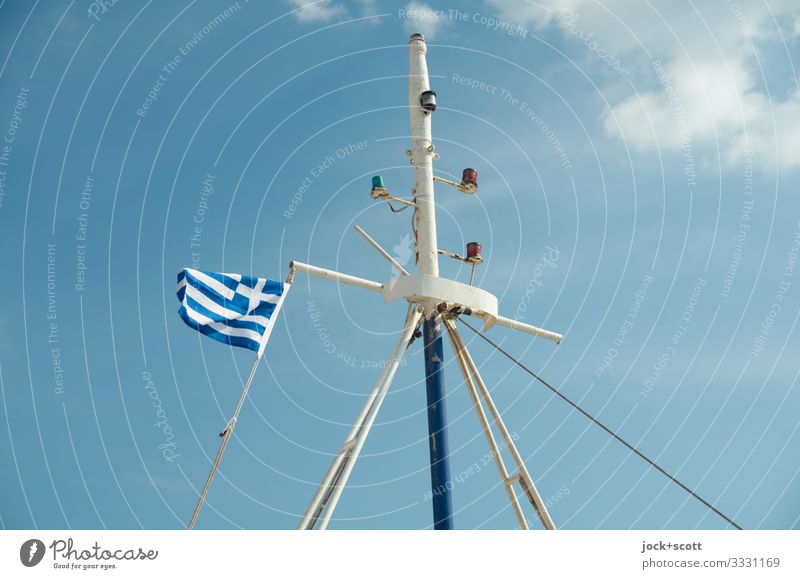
[461,168,478,194]
[420,90,437,112]
[370,175,390,199]
[465,242,483,265]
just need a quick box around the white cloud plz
[401,2,449,40]
[286,0,345,23]
[354,0,383,24]
[486,0,800,169]
[485,0,565,29]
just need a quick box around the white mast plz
[292,34,561,531]
[408,33,439,280]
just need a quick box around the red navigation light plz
[461,168,477,194]
[462,168,477,186]
[466,242,483,263]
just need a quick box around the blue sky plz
[1,0,799,530]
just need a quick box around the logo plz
[20,539,45,567]
[391,234,413,278]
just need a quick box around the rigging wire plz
[411,200,419,265]
[456,317,743,530]
[383,198,410,213]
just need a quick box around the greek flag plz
[176,268,289,357]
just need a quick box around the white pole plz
[298,448,349,529]
[289,261,383,293]
[445,320,529,529]
[317,307,423,529]
[493,315,563,345]
[452,325,556,530]
[408,34,439,280]
[298,360,387,529]
[299,307,420,529]
[354,225,410,276]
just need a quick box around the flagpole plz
[187,354,260,529]
[187,281,291,530]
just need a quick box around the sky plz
[1,0,799,530]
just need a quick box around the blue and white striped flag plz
[176,268,289,357]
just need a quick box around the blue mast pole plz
[423,317,454,529]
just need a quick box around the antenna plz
[291,34,562,530]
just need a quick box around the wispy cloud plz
[487,0,800,170]
[401,2,449,40]
[286,0,345,23]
